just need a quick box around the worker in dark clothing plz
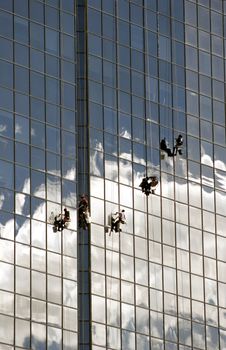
[173,134,183,155]
[111,210,126,233]
[63,208,70,222]
[160,138,173,157]
[140,176,158,195]
[50,209,70,232]
[78,195,90,229]
[150,176,158,194]
[54,214,64,231]
[139,177,150,195]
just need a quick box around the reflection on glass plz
[0,290,14,316]
[136,307,149,335]
[178,296,190,319]
[164,266,176,293]
[63,279,77,308]
[121,233,133,256]
[122,303,135,331]
[192,322,205,349]
[163,245,175,268]
[15,115,29,143]
[91,246,105,274]
[0,188,14,212]
[15,319,30,348]
[135,259,148,285]
[32,271,46,300]
[90,197,104,226]
[47,174,61,203]
[15,216,30,244]
[0,261,14,292]
[15,193,30,217]
[16,294,30,319]
[0,109,13,138]
[31,147,45,171]
[206,325,219,349]
[32,220,46,249]
[15,142,29,166]
[107,299,120,327]
[205,278,217,305]
[62,158,76,180]
[63,229,77,258]
[32,247,45,272]
[165,314,178,342]
[90,150,103,176]
[31,170,45,199]
[0,160,14,190]
[92,272,105,297]
[178,271,190,298]
[48,327,62,349]
[179,318,191,346]
[206,304,218,327]
[16,243,30,268]
[48,304,62,328]
[63,330,77,350]
[106,227,119,251]
[47,225,61,253]
[92,322,106,347]
[191,274,203,301]
[107,326,120,349]
[31,323,46,349]
[0,314,14,344]
[106,250,119,278]
[0,137,13,161]
[32,299,46,323]
[122,330,135,350]
[121,255,134,282]
[107,277,120,301]
[62,179,76,206]
[150,310,163,338]
[177,249,189,272]
[134,211,147,237]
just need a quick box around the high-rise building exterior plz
[0,0,78,348]
[0,0,226,349]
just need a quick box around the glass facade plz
[1,0,226,349]
[0,0,77,349]
[87,0,226,349]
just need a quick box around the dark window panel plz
[15,142,30,167]
[0,12,13,39]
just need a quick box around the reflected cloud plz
[33,183,45,198]
[23,335,76,350]
[201,154,213,167]
[0,124,7,133]
[63,280,77,308]
[15,123,22,135]
[64,168,76,181]
[215,160,226,171]
[22,178,30,193]
[47,177,61,203]
[15,217,30,243]
[31,127,35,136]
[0,194,4,209]
[15,193,30,216]
[133,153,146,166]
[0,219,14,240]
[90,150,103,176]
[202,175,214,187]
[215,170,226,191]
[105,156,118,181]
[120,129,131,139]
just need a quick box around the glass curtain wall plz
[0,0,78,349]
[87,0,226,349]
